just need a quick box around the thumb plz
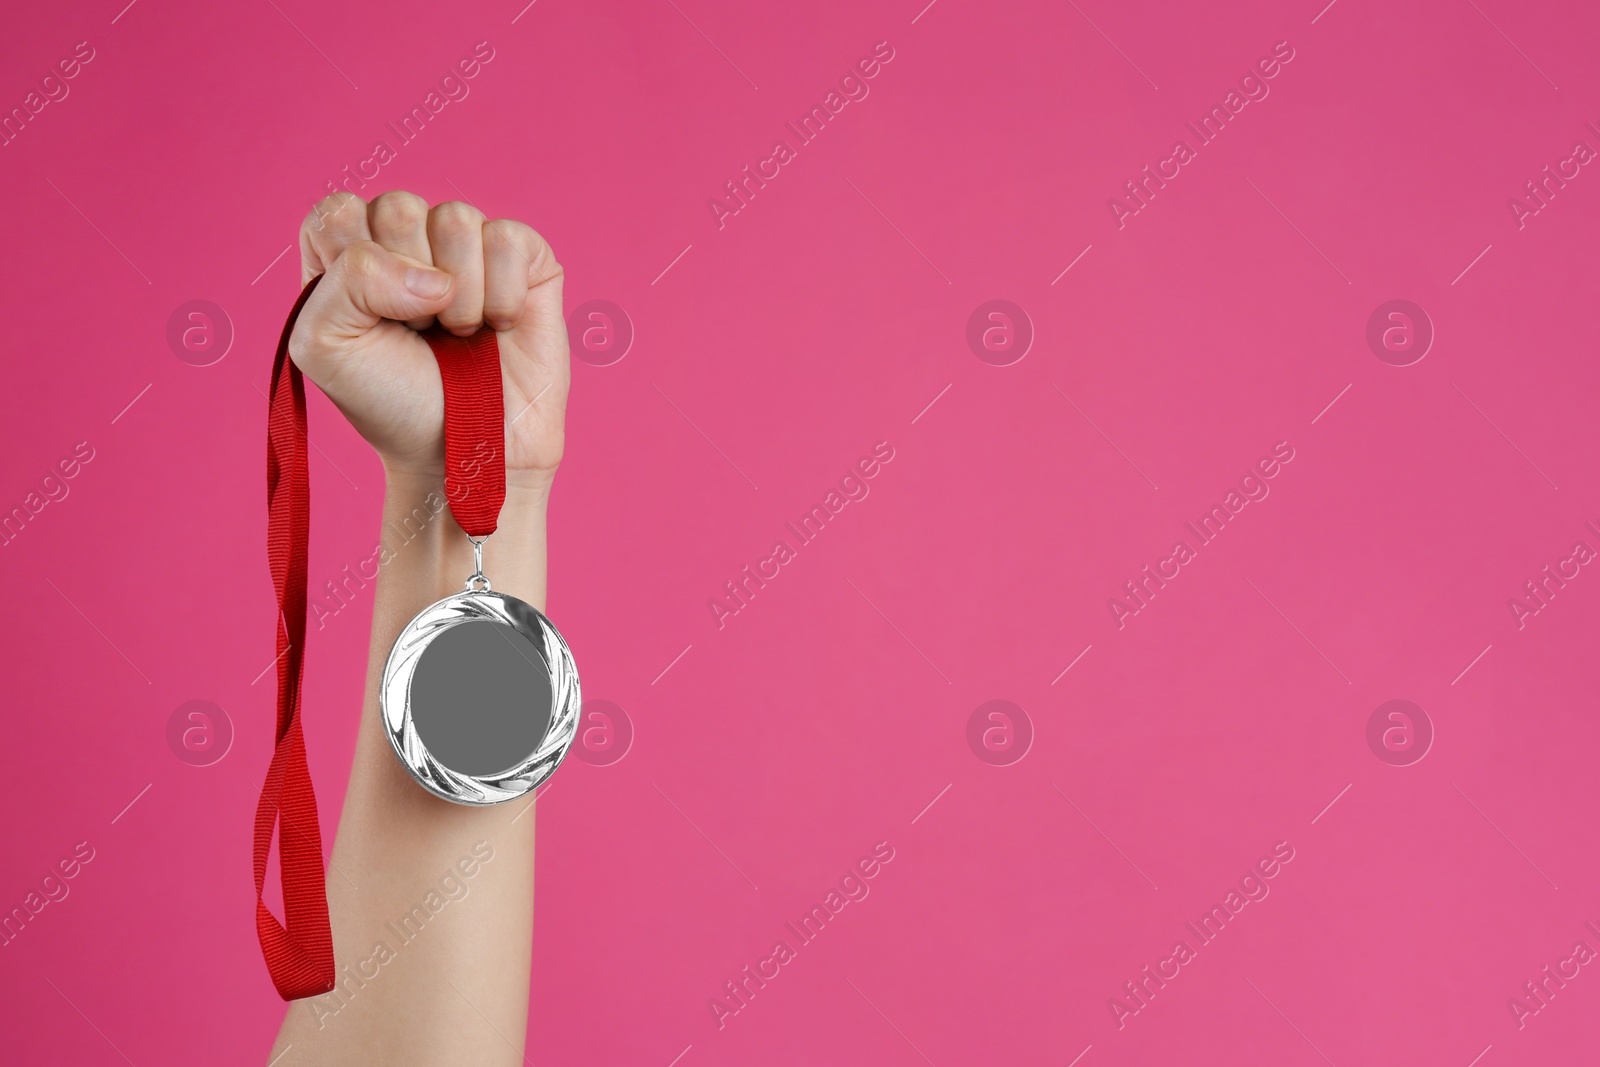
[307,240,454,342]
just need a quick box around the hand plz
[288,191,569,491]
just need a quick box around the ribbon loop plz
[258,276,507,1000]
[259,275,335,1000]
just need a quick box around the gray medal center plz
[409,619,553,777]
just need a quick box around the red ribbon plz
[258,274,506,1000]
[429,325,507,538]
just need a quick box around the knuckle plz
[369,190,429,233]
[536,239,562,281]
[486,217,533,245]
[429,199,484,237]
[336,239,384,282]
[287,318,320,364]
[528,228,561,281]
[288,314,337,374]
[489,219,561,283]
[302,191,365,236]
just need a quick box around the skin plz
[267,190,568,1066]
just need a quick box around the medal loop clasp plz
[465,534,492,592]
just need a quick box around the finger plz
[496,221,565,354]
[299,192,371,284]
[367,191,435,330]
[367,191,432,260]
[295,240,453,364]
[426,201,486,336]
[493,223,569,407]
[482,218,545,332]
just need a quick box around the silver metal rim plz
[380,589,580,805]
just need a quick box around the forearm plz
[271,472,549,1065]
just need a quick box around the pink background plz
[4,0,1600,1063]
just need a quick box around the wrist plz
[382,463,555,510]
[379,466,550,612]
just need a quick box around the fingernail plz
[405,267,450,298]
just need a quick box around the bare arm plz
[267,190,569,1066]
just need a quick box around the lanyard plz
[257,273,506,999]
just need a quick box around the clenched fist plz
[289,191,569,490]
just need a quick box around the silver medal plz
[380,535,580,805]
